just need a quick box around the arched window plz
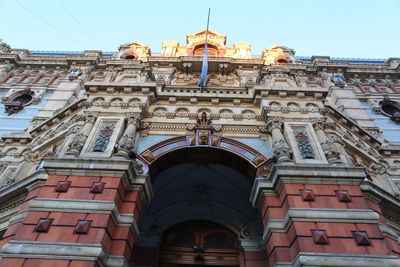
[380,98,400,123]
[193,44,219,57]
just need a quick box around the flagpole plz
[205,8,210,47]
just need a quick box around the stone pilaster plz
[113,115,143,160]
[312,119,342,164]
[265,119,292,163]
[65,114,96,157]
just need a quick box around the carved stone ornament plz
[293,127,314,159]
[115,135,135,155]
[127,115,143,128]
[0,39,11,54]
[320,140,341,162]
[272,138,291,159]
[312,119,328,131]
[68,133,87,154]
[0,61,14,77]
[265,119,283,133]
[92,124,115,152]
[194,112,214,133]
[331,75,346,88]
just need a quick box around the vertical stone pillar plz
[65,114,96,157]
[113,115,142,160]
[266,119,291,162]
[312,119,341,164]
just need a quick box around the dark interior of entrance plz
[133,148,265,266]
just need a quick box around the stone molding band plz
[28,198,139,236]
[263,208,379,241]
[1,241,128,267]
[251,164,366,207]
[275,252,400,267]
[43,158,153,202]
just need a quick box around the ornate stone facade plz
[0,30,399,266]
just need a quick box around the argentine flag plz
[197,44,208,87]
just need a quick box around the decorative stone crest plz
[193,112,214,133]
[293,127,315,159]
[92,123,115,152]
[67,68,82,80]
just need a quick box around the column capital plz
[84,113,97,124]
[265,118,283,133]
[127,114,143,128]
[312,118,327,131]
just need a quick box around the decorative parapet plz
[117,41,151,61]
[261,45,295,65]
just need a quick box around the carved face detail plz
[198,131,209,145]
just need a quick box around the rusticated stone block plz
[353,231,370,246]
[301,189,315,201]
[75,220,91,234]
[336,190,351,202]
[312,230,329,244]
[90,182,105,193]
[54,181,71,192]
[34,219,53,233]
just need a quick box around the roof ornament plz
[0,39,11,54]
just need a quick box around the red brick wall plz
[0,175,143,266]
[261,184,400,267]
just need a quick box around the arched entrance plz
[133,146,272,266]
[132,117,273,266]
[160,220,239,266]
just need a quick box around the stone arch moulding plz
[134,134,274,177]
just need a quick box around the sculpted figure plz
[68,133,87,151]
[319,68,333,87]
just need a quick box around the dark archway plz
[133,142,269,266]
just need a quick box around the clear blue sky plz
[0,0,399,59]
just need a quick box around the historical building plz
[0,30,399,266]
